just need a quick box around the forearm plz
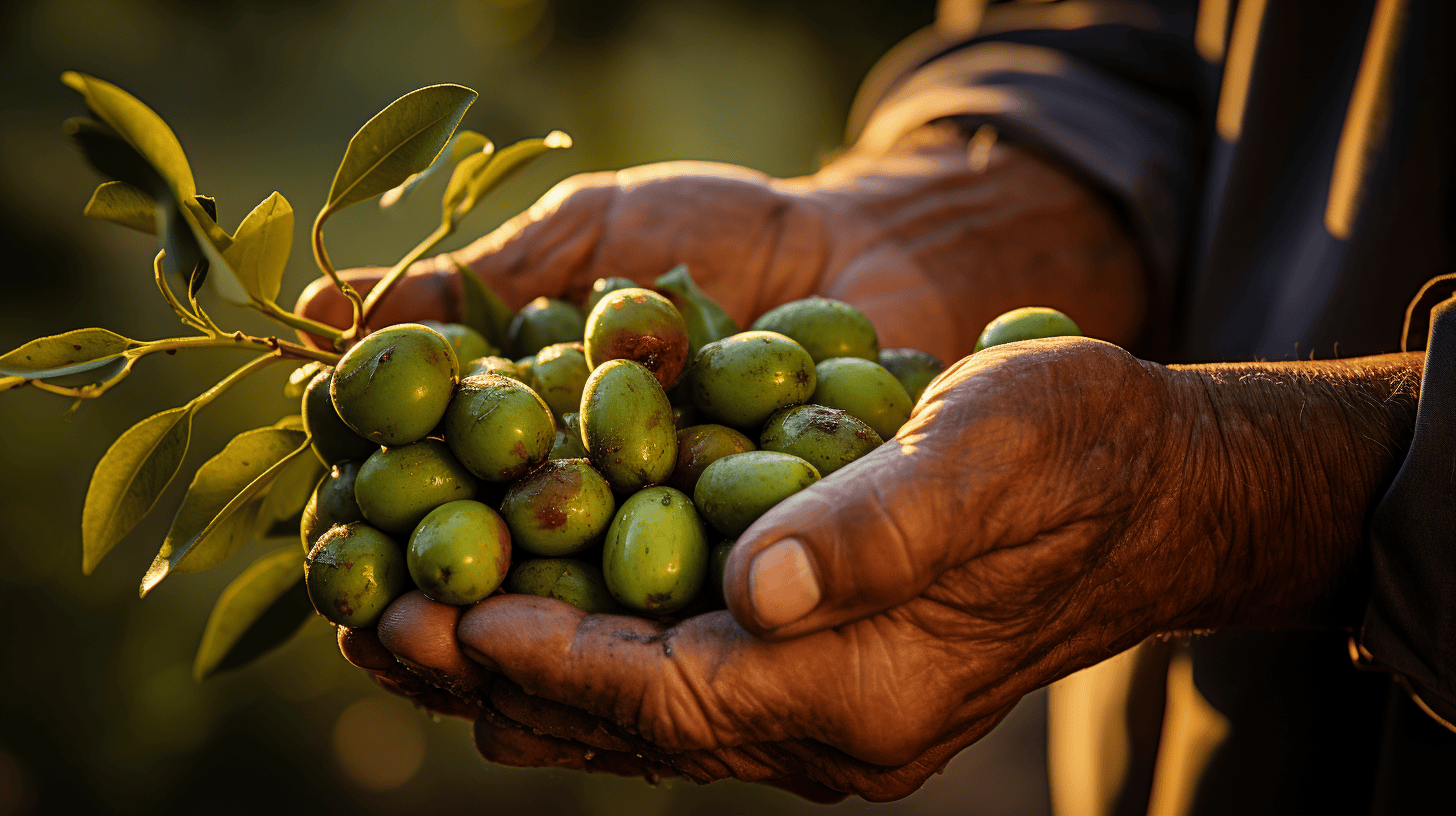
[1170,353,1423,629]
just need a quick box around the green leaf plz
[451,131,571,225]
[655,263,739,356]
[193,545,312,681]
[439,148,494,222]
[321,84,478,218]
[179,196,250,306]
[223,192,293,305]
[452,256,515,352]
[0,328,140,380]
[81,405,196,574]
[61,71,196,199]
[84,181,156,234]
[141,427,308,595]
[259,447,323,526]
[380,129,491,210]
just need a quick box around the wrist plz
[1170,354,1422,630]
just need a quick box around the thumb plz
[722,421,979,641]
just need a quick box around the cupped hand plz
[295,130,1147,363]
[359,338,1276,800]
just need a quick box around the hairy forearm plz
[1171,353,1423,629]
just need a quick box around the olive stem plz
[253,298,346,345]
[359,222,454,328]
[152,250,211,334]
[311,210,365,342]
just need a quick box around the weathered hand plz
[358,340,1419,800]
[295,130,1147,363]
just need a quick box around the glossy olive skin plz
[689,331,816,432]
[462,355,527,382]
[810,358,913,441]
[420,320,495,363]
[305,522,409,628]
[667,424,756,495]
[750,297,879,363]
[580,359,678,492]
[510,296,586,357]
[878,348,945,405]
[499,459,616,556]
[548,429,589,460]
[759,404,882,476]
[302,368,377,466]
[693,451,820,538]
[300,460,367,553]
[974,307,1082,352]
[584,276,640,315]
[533,342,591,418]
[505,558,619,613]
[602,486,709,614]
[584,288,691,389]
[354,439,478,535]
[443,373,556,482]
[407,500,511,605]
[330,324,459,446]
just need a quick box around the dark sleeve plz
[848,0,1211,292]
[1356,281,1456,730]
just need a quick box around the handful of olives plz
[299,269,1085,628]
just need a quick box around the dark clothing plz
[855,1,1456,812]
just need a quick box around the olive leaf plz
[380,129,491,210]
[63,116,170,200]
[259,445,323,526]
[439,148,495,221]
[61,71,197,199]
[82,405,197,574]
[0,328,140,380]
[223,192,293,305]
[193,545,313,681]
[319,84,478,219]
[452,256,515,352]
[448,131,572,227]
[84,181,156,234]
[141,427,310,596]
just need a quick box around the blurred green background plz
[0,1,1050,813]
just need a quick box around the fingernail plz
[749,538,820,629]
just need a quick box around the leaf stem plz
[153,251,210,334]
[191,352,282,411]
[253,299,346,344]
[360,222,453,326]
[311,211,364,342]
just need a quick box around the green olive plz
[330,324,458,446]
[810,358,912,440]
[533,342,591,418]
[667,424,756,495]
[689,331,816,432]
[584,277,640,315]
[601,486,709,614]
[510,296,585,357]
[305,522,409,628]
[693,451,820,538]
[499,459,616,556]
[407,499,511,605]
[443,373,556,482]
[300,460,366,553]
[759,404,881,476]
[301,368,377,466]
[462,355,527,383]
[974,307,1081,352]
[419,320,495,362]
[580,359,678,492]
[750,297,879,362]
[353,439,478,535]
[505,558,619,613]
[878,348,944,404]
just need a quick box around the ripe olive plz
[759,404,881,476]
[305,522,409,628]
[693,451,820,538]
[443,373,555,482]
[601,486,709,614]
[301,368,376,466]
[810,358,912,440]
[300,460,366,553]
[750,297,879,362]
[354,439,478,535]
[584,288,691,388]
[974,307,1081,352]
[407,499,511,606]
[499,459,616,556]
[689,331,815,432]
[505,558,619,613]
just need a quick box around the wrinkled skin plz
[301,130,1422,801]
